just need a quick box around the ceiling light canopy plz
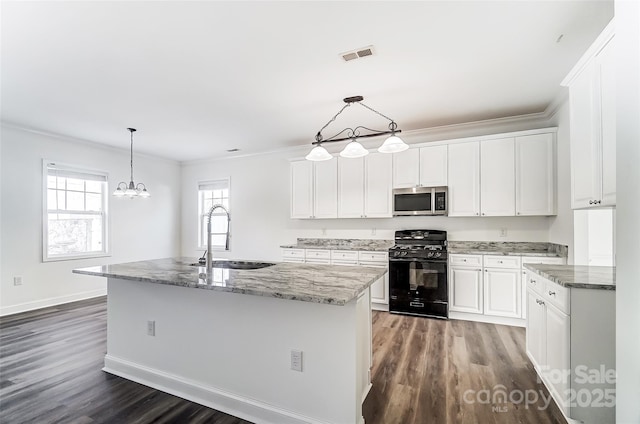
[113,128,150,199]
[307,96,408,161]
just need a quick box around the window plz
[44,161,109,261]
[198,179,230,250]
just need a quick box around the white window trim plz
[197,178,231,251]
[42,159,111,262]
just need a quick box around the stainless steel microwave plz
[393,186,448,216]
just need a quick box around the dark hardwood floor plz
[0,297,566,424]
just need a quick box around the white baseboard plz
[103,354,334,424]
[371,303,389,312]
[0,288,107,316]
[449,311,526,327]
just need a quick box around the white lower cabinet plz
[449,266,483,314]
[483,268,520,318]
[525,270,615,424]
[450,254,567,326]
[521,256,566,319]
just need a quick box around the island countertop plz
[73,257,387,306]
[523,264,616,290]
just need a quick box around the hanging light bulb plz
[378,135,409,153]
[340,140,369,158]
[305,145,333,161]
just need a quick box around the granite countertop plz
[448,241,568,258]
[523,264,616,290]
[73,257,387,306]
[280,238,394,252]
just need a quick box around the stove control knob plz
[401,251,408,256]
[434,252,441,258]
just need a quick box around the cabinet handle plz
[589,200,594,205]
[536,299,545,306]
[531,279,536,284]
[498,260,503,264]
[548,291,556,296]
[596,200,602,204]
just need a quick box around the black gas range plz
[388,230,448,319]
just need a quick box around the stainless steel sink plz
[189,260,275,270]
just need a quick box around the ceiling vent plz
[340,45,375,62]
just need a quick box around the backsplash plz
[448,241,568,257]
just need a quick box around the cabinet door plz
[290,160,313,219]
[448,142,480,217]
[337,157,365,218]
[598,38,616,207]
[484,268,520,318]
[526,289,546,370]
[369,268,389,306]
[392,149,419,188]
[545,302,570,415]
[313,159,338,219]
[570,59,600,209]
[419,145,448,187]
[480,137,515,216]
[364,153,393,217]
[516,133,556,216]
[449,267,482,314]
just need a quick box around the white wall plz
[547,97,575,263]
[181,122,568,263]
[0,125,181,315]
[615,0,640,422]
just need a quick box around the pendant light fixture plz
[113,128,150,198]
[306,96,408,161]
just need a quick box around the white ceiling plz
[1,1,613,162]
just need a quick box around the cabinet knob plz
[476,213,479,216]
[517,212,521,215]
[548,291,556,296]
[462,259,467,262]
[482,213,485,216]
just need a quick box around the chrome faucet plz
[206,204,230,276]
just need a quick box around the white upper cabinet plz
[480,137,515,216]
[598,38,616,206]
[562,23,615,209]
[419,145,448,187]
[393,145,447,188]
[448,141,480,216]
[364,153,393,218]
[313,159,338,219]
[338,157,365,218]
[290,160,313,219]
[516,133,556,216]
[392,149,420,188]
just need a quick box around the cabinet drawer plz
[543,280,570,314]
[449,254,482,267]
[483,255,521,269]
[521,256,566,265]
[358,251,389,263]
[305,249,331,260]
[526,271,544,295]
[282,248,305,259]
[331,250,359,262]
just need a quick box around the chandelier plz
[306,96,408,161]
[113,128,150,198]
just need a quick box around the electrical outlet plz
[321,228,327,236]
[13,276,23,286]
[291,349,303,372]
[500,228,508,238]
[147,320,156,336]
[372,228,377,236]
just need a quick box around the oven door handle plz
[389,258,447,263]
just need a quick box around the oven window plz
[394,193,431,212]
[389,261,447,302]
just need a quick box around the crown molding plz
[0,120,179,164]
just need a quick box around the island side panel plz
[104,277,367,424]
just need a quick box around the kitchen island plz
[74,258,387,424]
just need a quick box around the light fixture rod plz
[128,127,136,183]
[312,128,402,145]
